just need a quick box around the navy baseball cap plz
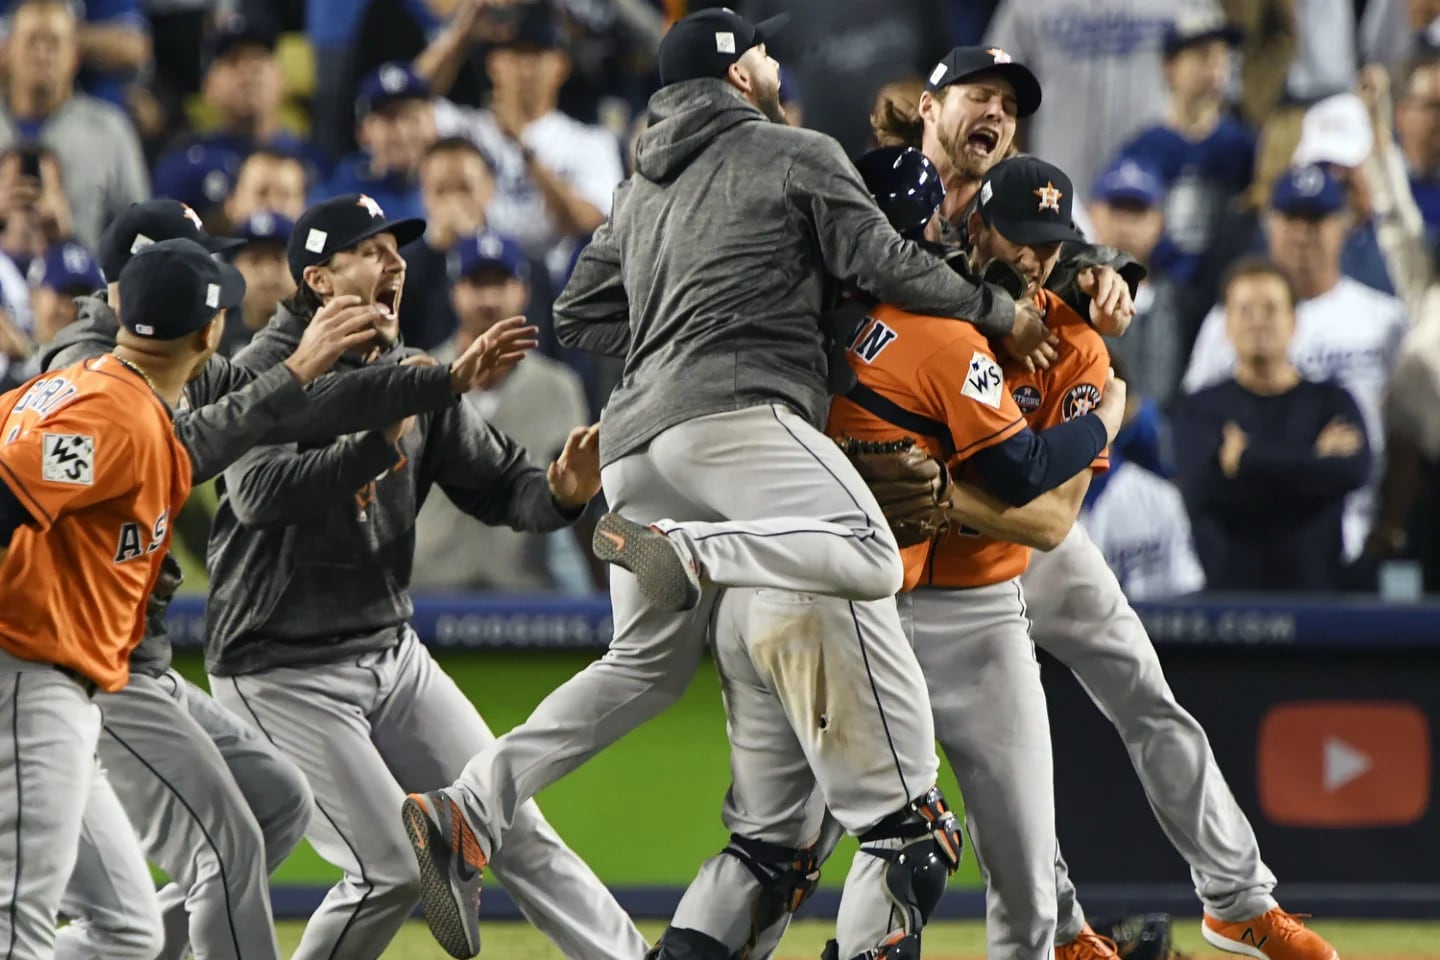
[205,14,277,67]
[1092,158,1166,208]
[234,210,294,248]
[98,199,245,282]
[118,238,246,341]
[1163,10,1243,58]
[1270,164,1345,218]
[925,46,1042,118]
[151,143,239,212]
[27,240,104,293]
[356,63,430,120]
[657,8,790,87]
[449,230,530,283]
[977,155,1083,245]
[856,146,945,240]
[289,193,425,283]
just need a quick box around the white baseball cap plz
[1292,93,1373,169]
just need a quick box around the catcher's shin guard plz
[820,931,922,960]
[650,927,733,960]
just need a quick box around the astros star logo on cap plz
[1034,180,1062,213]
[181,203,204,229]
[987,47,1013,63]
[357,194,385,218]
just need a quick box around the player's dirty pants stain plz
[1020,524,1279,934]
[658,587,955,960]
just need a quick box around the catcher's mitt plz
[835,437,953,548]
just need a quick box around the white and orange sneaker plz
[1202,908,1339,960]
[1056,923,1121,960]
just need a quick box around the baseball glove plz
[1090,913,1181,960]
[835,437,953,548]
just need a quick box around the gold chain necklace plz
[112,354,160,396]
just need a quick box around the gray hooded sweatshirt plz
[203,304,579,677]
[554,78,1016,466]
[40,295,464,677]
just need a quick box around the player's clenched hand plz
[1094,368,1128,442]
[285,295,386,383]
[1001,298,1058,372]
[1079,266,1134,336]
[450,315,539,393]
[547,424,601,511]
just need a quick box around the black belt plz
[54,665,98,698]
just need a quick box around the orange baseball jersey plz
[922,288,1112,589]
[827,302,1027,590]
[0,355,192,691]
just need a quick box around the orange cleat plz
[1056,922,1121,960]
[1202,909,1339,960]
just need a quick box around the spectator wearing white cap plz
[1114,12,1254,288]
[1291,90,1397,294]
[1087,157,1194,406]
[410,230,593,595]
[1182,164,1410,558]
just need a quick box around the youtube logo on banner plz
[1257,701,1432,828]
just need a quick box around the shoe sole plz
[402,795,482,959]
[593,513,699,611]
[1200,924,1275,960]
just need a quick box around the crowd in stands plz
[0,0,1436,601]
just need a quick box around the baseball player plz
[882,44,1339,960]
[0,238,238,960]
[648,152,1130,960]
[199,193,645,960]
[42,199,525,960]
[403,10,1043,956]
[875,46,1140,336]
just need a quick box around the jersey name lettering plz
[14,378,76,420]
[848,317,899,364]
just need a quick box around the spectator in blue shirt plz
[319,62,433,223]
[1175,257,1372,592]
[1115,11,1255,288]
[0,0,148,108]
[151,15,316,222]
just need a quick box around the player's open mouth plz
[375,285,401,320]
[967,128,999,154]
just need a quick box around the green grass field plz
[275,919,1440,959]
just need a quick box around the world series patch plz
[1012,385,1041,413]
[42,433,95,485]
[1062,383,1102,420]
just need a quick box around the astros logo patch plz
[1012,385,1041,413]
[1062,383,1101,420]
[1034,180,1063,213]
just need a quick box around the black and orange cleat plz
[593,512,701,611]
[403,790,487,958]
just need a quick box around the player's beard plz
[756,89,786,124]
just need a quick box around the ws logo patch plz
[42,433,94,486]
